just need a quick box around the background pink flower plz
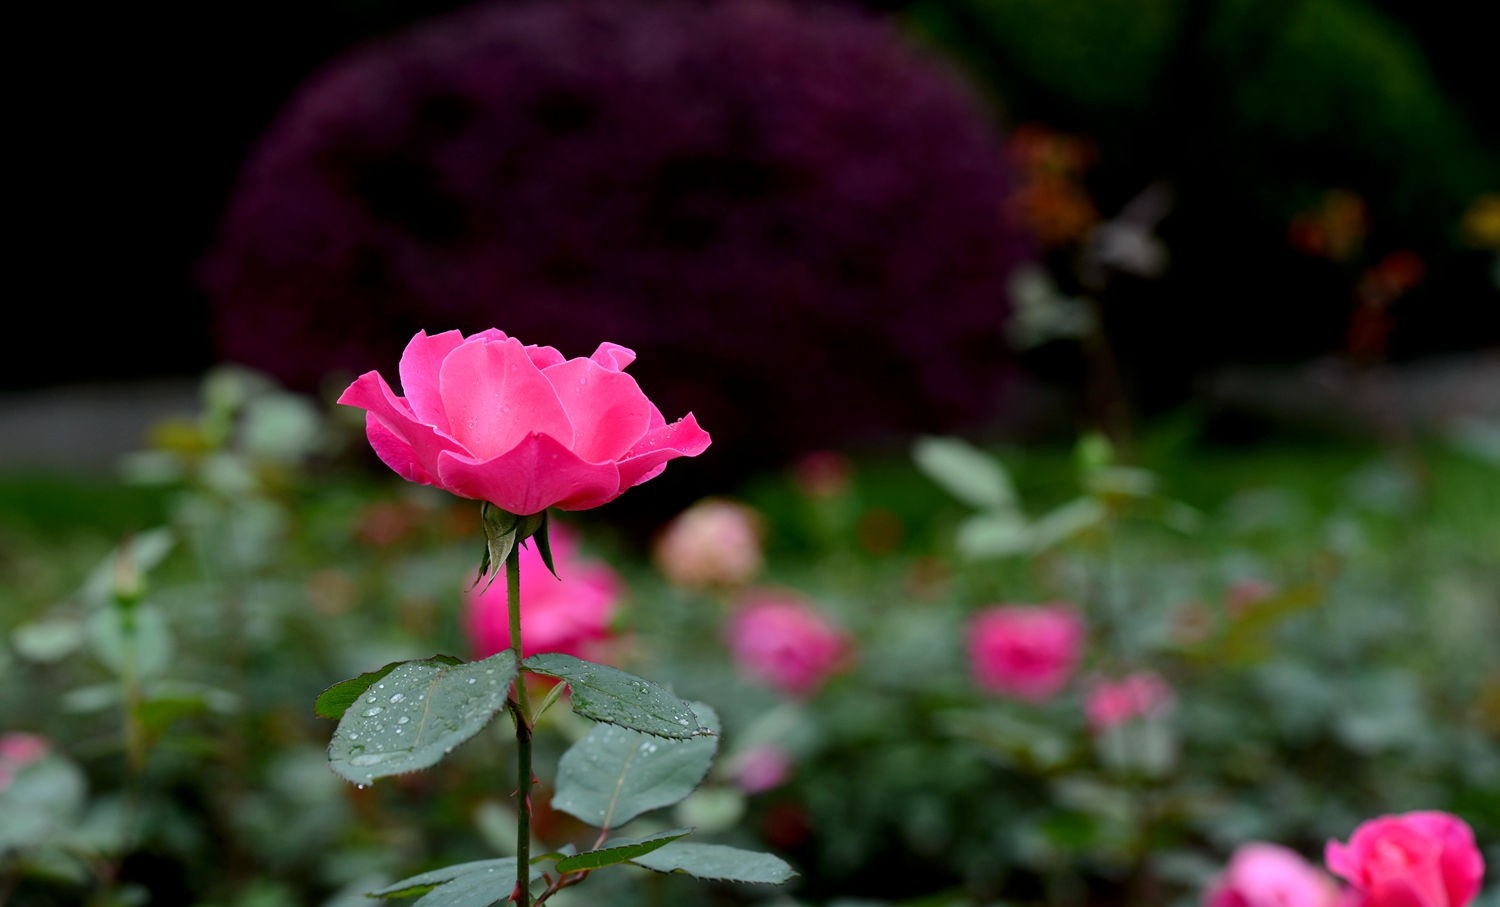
[652,498,764,590]
[339,328,710,515]
[1086,671,1176,731]
[1326,811,1484,907]
[0,732,51,791]
[729,745,794,795]
[464,524,621,662]
[1207,842,1344,907]
[727,591,852,697]
[968,603,1085,701]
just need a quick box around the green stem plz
[506,545,533,907]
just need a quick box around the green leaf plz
[370,857,544,906]
[630,842,797,885]
[314,655,462,720]
[327,651,517,786]
[0,756,88,852]
[523,654,703,738]
[1027,497,1106,550]
[554,827,693,873]
[87,603,173,678]
[552,703,719,829]
[913,436,1018,512]
[369,858,519,899]
[10,617,87,663]
[955,513,1031,558]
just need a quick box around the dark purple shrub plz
[204,0,1027,486]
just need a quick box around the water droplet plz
[362,706,384,717]
[397,716,410,725]
[356,784,368,790]
[467,678,477,685]
[389,693,406,704]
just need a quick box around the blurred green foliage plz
[1,371,1496,906]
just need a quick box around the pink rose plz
[1085,671,1176,731]
[653,498,764,590]
[728,591,852,697]
[338,329,711,515]
[0,732,50,791]
[1326,811,1484,907]
[730,745,794,795]
[1207,843,1344,907]
[968,603,1085,701]
[465,524,621,661]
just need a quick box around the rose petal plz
[437,433,622,515]
[616,413,712,489]
[1402,813,1484,907]
[590,342,637,371]
[339,370,465,481]
[439,336,573,459]
[543,358,656,462]
[397,330,467,431]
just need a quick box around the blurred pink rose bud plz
[1326,811,1484,907]
[727,591,852,697]
[792,450,853,499]
[730,745,794,794]
[653,498,764,589]
[1085,671,1176,731]
[0,732,51,791]
[968,603,1085,701]
[1206,842,1344,907]
[465,524,621,662]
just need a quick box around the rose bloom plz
[1085,671,1176,731]
[338,329,710,515]
[729,744,794,795]
[465,524,621,661]
[1207,843,1344,907]
[727,591,852,697]
[968,603,1085,701]
[653,498,764,589]
[1326,811,1484,907]
[0,732,50,790]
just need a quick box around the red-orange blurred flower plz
[1289,190,1368,261]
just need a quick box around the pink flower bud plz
[968,603,1085,702]
[653,498,764,590]
[727,591,852,697]
[1085,671,1175,731]
[1206,843,1344,907]
[1326,811,1484,907]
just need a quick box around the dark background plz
[10,0,1497,393]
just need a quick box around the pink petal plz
[436,433,622,515]
[616,413,712,489]
[439,336,573,459]
[1402,813,1484,907]
[543,358,656,462]
[525,344,567,369]
[397,330,467,431]
[339,371,465,482]
[590,342,636,371]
